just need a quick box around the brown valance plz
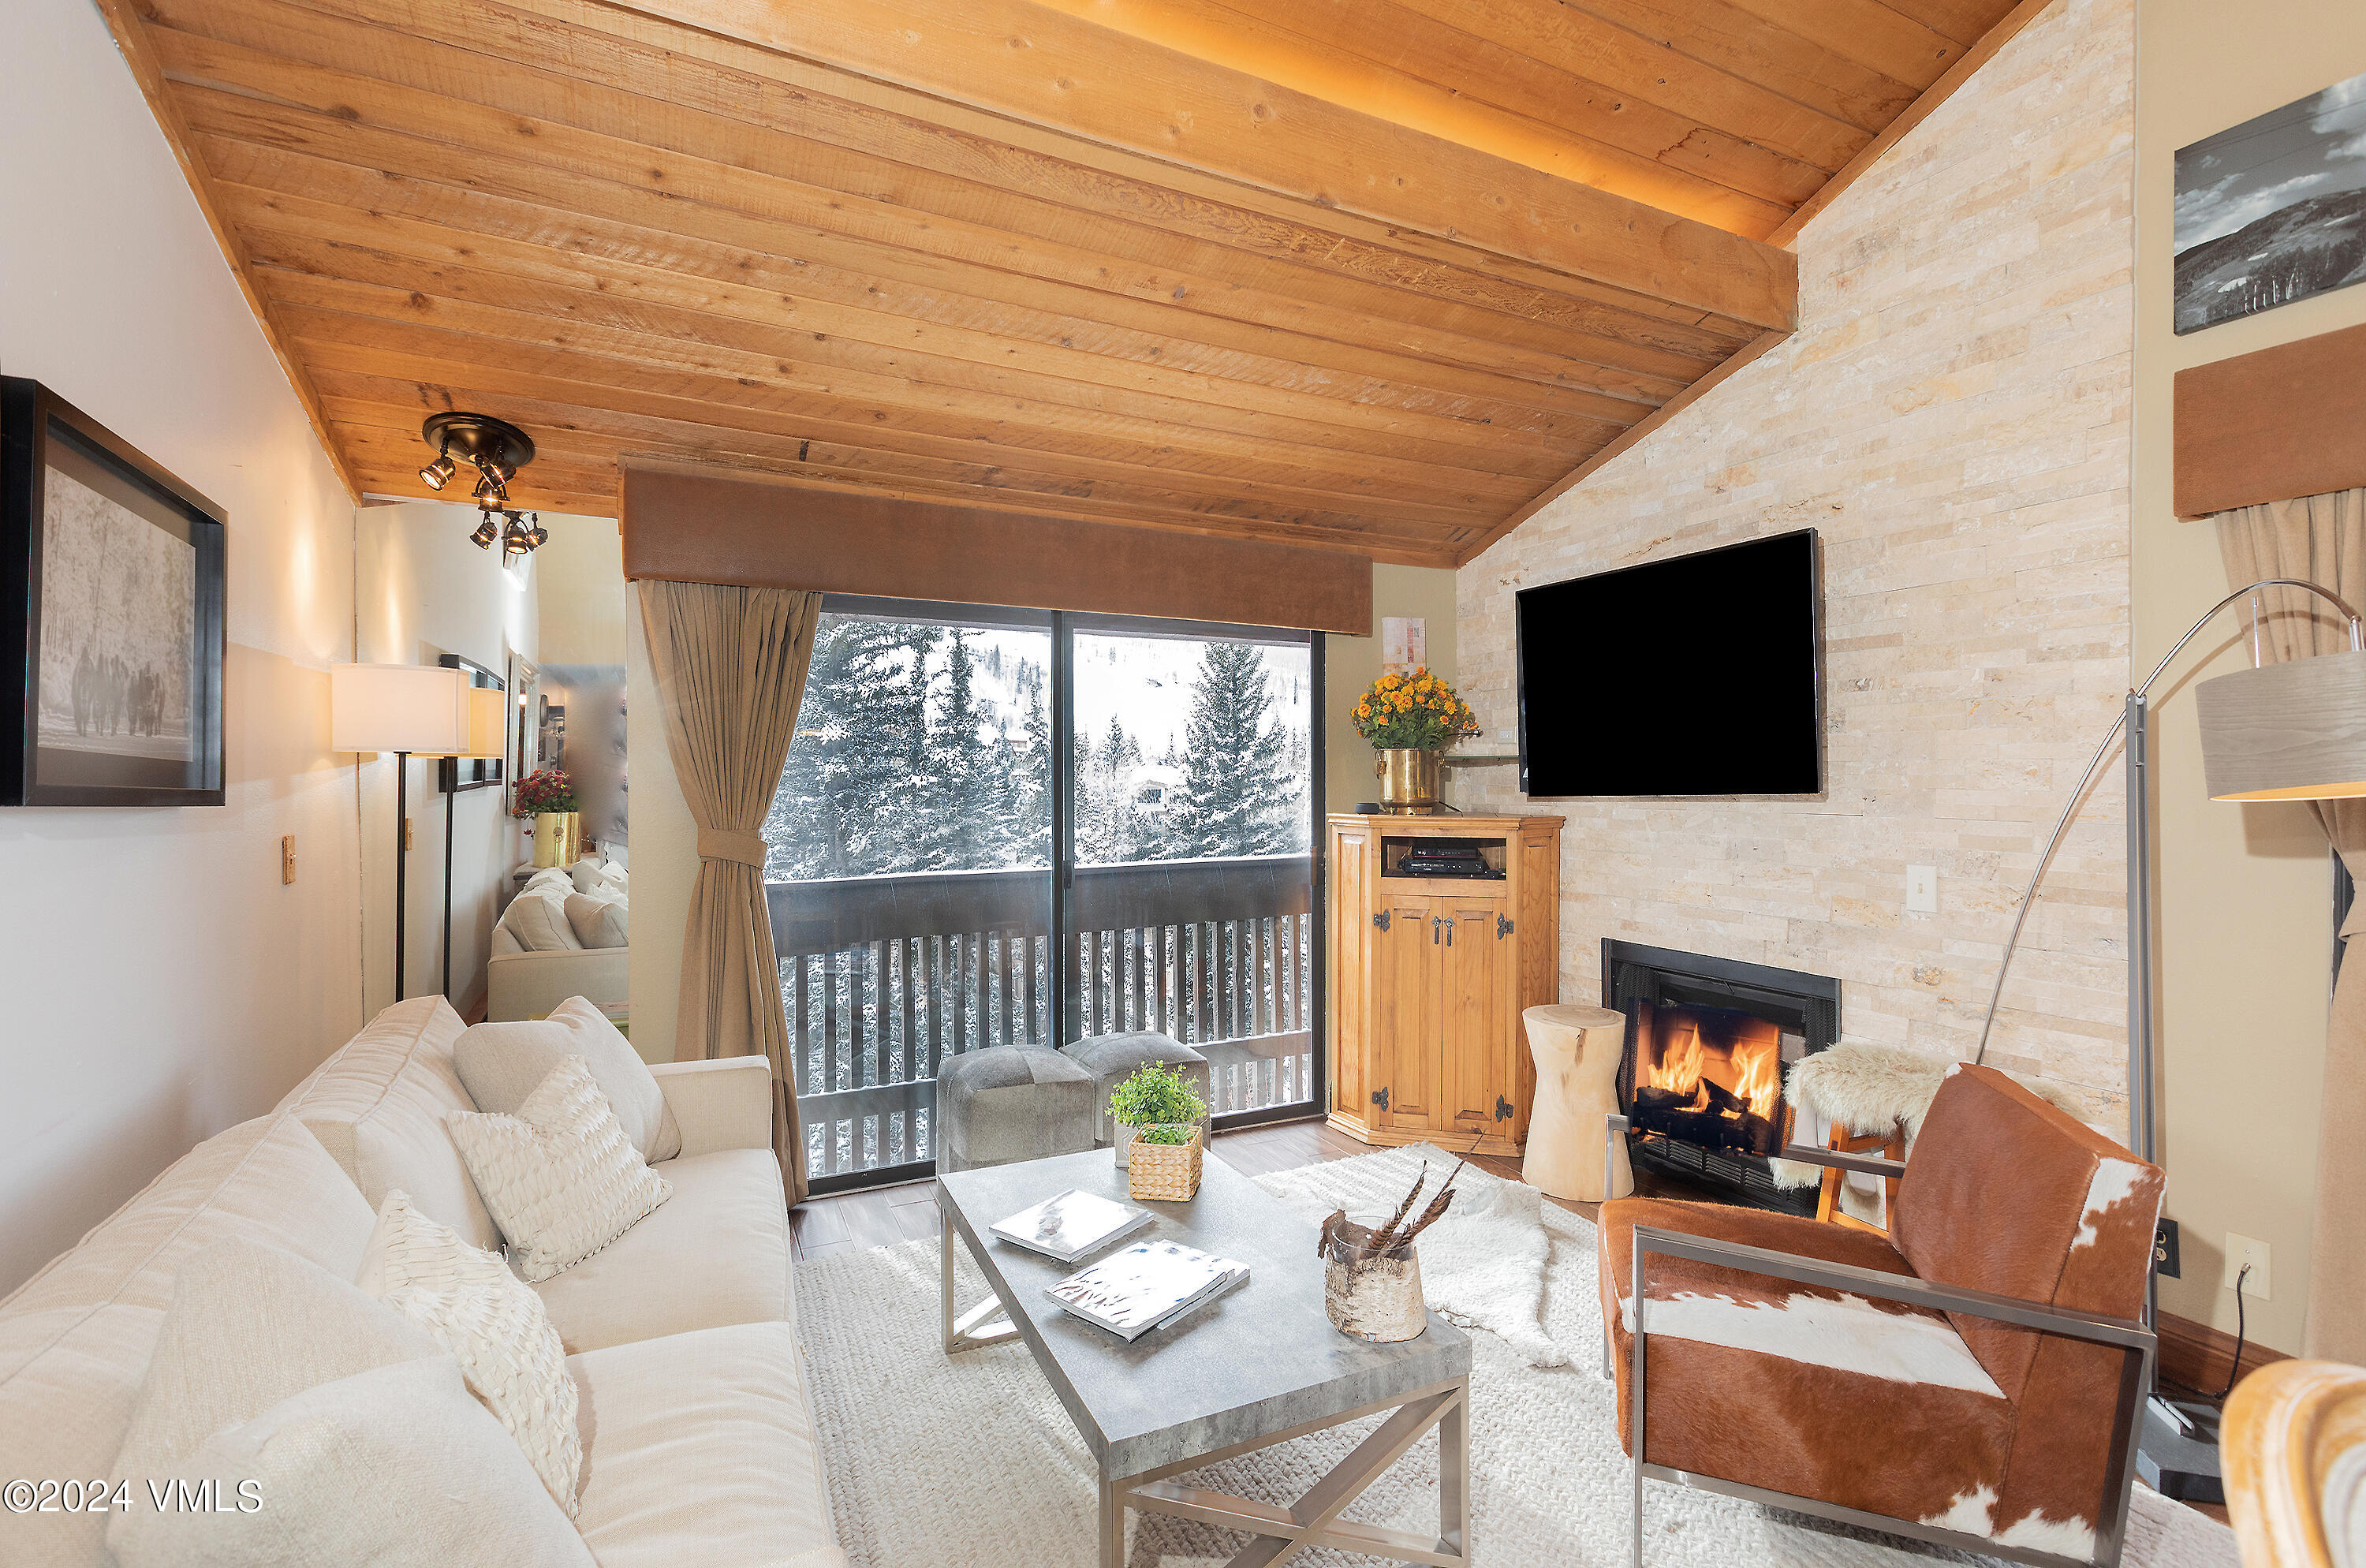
[619,461,1374,635]
[2175,320,2366,518]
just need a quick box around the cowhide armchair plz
[1598,1063,2163,1568]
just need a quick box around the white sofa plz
[0,995,841,1568]
[490,861,629,1022]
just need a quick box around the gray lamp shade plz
[2193,647,2366,801]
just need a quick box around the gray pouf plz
[935,1046,1099,1174]
[1059,1032,1211,1147]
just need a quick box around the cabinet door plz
[1439,899,1512,1138]
[1371,894,1439,1133]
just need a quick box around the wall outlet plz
[2224,1232,2272,1301]
[1905,865,1939,913]
[2154,1218,2179,1279]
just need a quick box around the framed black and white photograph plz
[2174,70,2366,334]
[0,379,226,806]
[438,652,505,792]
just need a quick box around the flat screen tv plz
[1517,530,1822,797]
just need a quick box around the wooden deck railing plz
[770,854,1315,1182]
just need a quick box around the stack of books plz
[1045,1240,1250,1342]
[989,1188,1153,1263]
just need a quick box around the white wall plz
[624,586,695,1066]
[0,0,360,1293]
[355,503,539,1018]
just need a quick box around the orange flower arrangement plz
[1351,667,1479,751]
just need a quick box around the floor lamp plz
[1972,577,2366,1494]
[333,663,470,1003]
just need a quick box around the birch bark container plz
[1320,1219,1427,1342]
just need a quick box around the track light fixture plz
[417,413,546,558]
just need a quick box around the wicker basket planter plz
[1125,1125,1203,1201]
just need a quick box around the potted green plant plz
[1107,1062,1207,1198]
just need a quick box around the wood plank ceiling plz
[100,0,2041,566]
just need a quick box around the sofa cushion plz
[457,999,679,1163]
[565,890,630,950]
[0,1114,378,1566]
[111,1357,596,1568]
[503,891,584,953]
[571,1320,842,1568]
[280,995,500,1252]
[106,1238,442,1543]
[533,1148,791,1354]
[450,1058,672,1283]
[358,1191,581,1515]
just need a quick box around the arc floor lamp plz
[332,663,471,1002]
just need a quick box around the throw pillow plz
[456,997,679,1162]
[110,1357,596,1568]
[564,890,629,950]
[568,857,610,894]
[357,1191,581,1515]
[106,1240,442,1559]
[449,1055,672,1282]
[500,891,583,953]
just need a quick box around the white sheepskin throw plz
[1769,1040,2095,1192]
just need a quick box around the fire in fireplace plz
[1629,1002,1789,1158]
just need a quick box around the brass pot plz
[1374,748,1443,815]
[531,811,577,868]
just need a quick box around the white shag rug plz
[797,1144,2237,1568]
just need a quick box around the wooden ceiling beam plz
[156,26,1752,376]
[1709,0,1964,90]
[588,0,1799,327]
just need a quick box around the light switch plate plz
[2224,1232,2272,1301]
[1905,865,1939,913]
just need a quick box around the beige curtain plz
[2215,487,2366,1363]
[636,579,822,1206]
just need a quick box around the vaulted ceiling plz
[101,0,2043,566]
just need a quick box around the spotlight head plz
[418,454,456,491]
[469,511,500,550]
[485,459,517,485]
[500,514,536,559]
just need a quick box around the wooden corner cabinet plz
[1326,812,1564,1156]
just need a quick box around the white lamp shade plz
[2194,647,2366,801]
[330,663,470,756]
[465,685,506,759]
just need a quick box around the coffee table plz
[937,1147,1472,1567]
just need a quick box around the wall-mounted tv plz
[1517,530,1822,797]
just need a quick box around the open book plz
[1046,1240,1250,1341]
[989,1189,1152,1264]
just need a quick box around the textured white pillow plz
[110,1357,596,1568]
[456,999,677,1163]
[450,1055,671,1282]
[564,890,629,949]
[568,857,610,894]
[501,891,583,953]
[358,1191,581,1515]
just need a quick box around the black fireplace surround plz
[1602,939,1841,1215]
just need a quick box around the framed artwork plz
[505,647,541,813]
[0,378,226,806]
[438,652,505,792]
[2174,70,2366,334]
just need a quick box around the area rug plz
[797,1145,2237,1568]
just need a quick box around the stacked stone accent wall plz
[1455,0,2136,1119]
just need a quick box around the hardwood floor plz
[788,1115,1715,1262]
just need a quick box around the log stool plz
[1521,1004,1633,1202]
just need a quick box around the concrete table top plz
[936,1147,1472,1481]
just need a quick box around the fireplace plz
[1603,939,1841,1215]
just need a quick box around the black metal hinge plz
[1495,1095,1515,1122]
[1496,915,1514,939]
[1371,1087,1390,1110]
[1372,909,1390,931]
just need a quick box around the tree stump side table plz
[1521,1004,1633,1202]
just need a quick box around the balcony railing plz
[770,854,1316,1184]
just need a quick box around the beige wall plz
[355,503,540,1018]
[534,515,626,668]
[2133,0,2366,1350]
[1322,565,1462,815]
[0,0,361,1293]
[624,585,696,1066]
[1457,0,2136,1119]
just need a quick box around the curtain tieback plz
[696,827,769,867]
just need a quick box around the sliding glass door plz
[767,597,1322,1193]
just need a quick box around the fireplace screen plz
[1625,1000,1793,1158]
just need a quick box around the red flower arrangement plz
[513,767,577,817]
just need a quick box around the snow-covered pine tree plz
[1163,641,1300,857]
